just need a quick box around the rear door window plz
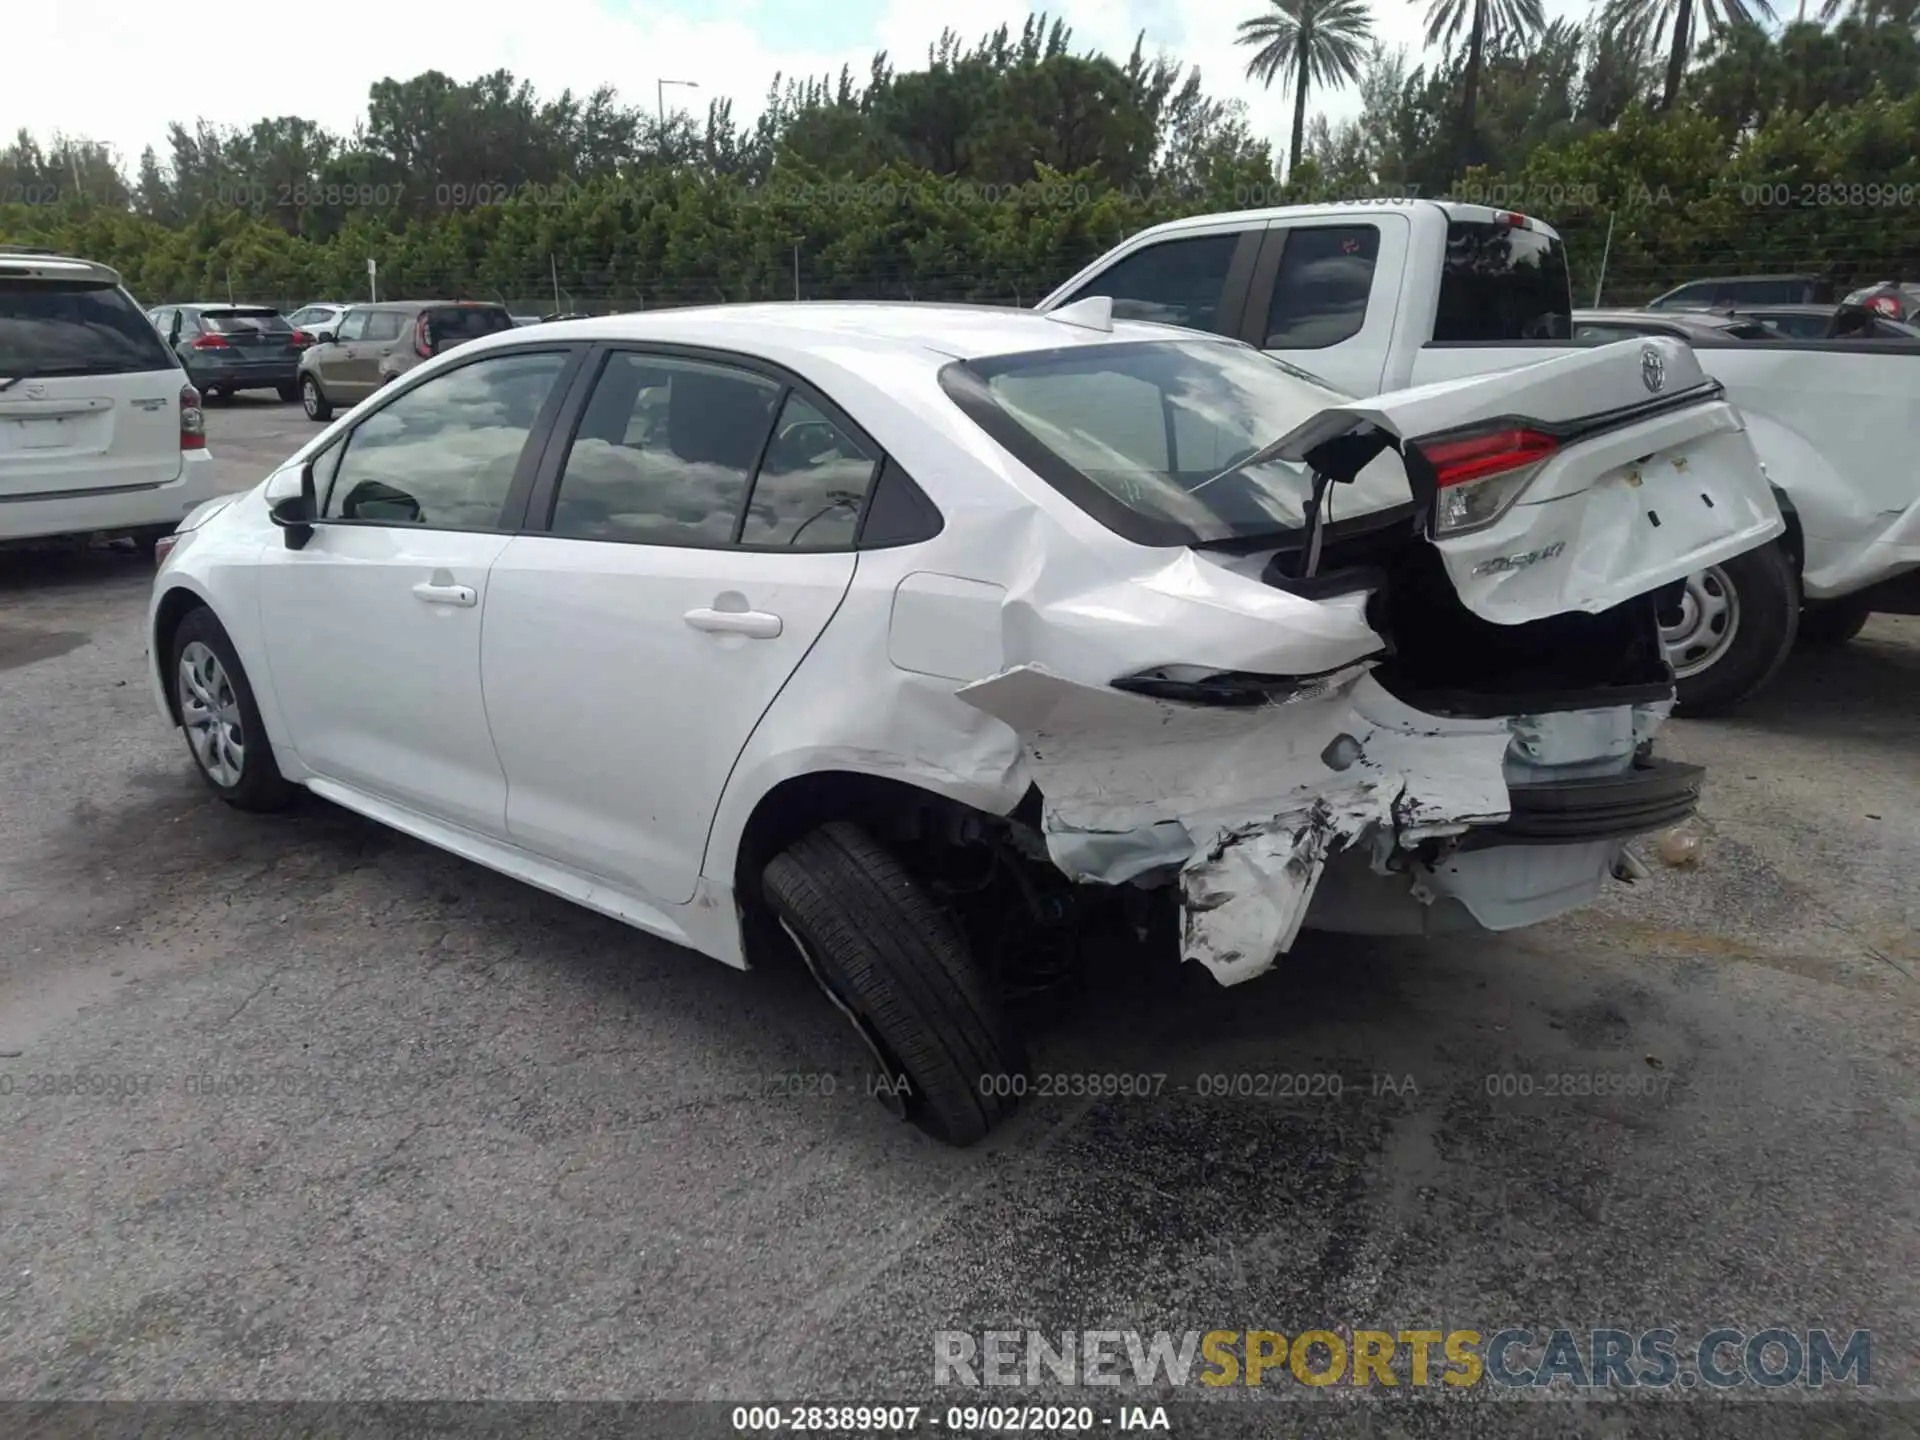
[0,279,179,377]
[1433,221,1573,342]
[1264,225,1380,348]
[1058,233,1240,333]
[202,309,292,334]
[362,311,406,342]
[739,394,879,549]
[429,307,516,345]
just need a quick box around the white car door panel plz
[480,348,876,904]
[253,346,575,836]
[257,526,513,833]
[482,542,856,901]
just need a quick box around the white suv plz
[1,249,212,548]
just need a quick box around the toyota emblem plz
[1640,346,1666,394]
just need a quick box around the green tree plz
[1416,0,1545,168]
[1601,0,1777,112]
[1235,0,1376,176]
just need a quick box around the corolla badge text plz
[1473,541,1566,576]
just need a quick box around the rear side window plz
[1059,233,1239,333]
[1434,222,1572,342]
[739,394,878,548]
[363,311,406,342]
[550,352,781,546]
[0,279,178,377]
[429,306,516,344]
[1265,225,1380,348]
[202,309,291,334]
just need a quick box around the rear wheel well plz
[152,588,208,724]
[1772,488,1805,576]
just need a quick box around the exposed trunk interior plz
[1259,514,1676,716]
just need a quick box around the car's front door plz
[479,347,871,903]
[254,347,581,836]
[310,308,366,397]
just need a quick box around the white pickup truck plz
[1038,201,1920,710]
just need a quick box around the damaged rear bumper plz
[957,663,1691,986]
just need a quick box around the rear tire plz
[169,608,297,812]
[1666,541,1799,716]
[277,381,301,403]
[1799,597,1871,646]
[301,374,332,422]
[762,822,1026,1147]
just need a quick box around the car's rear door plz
[0,271,184,503]
[1238,211,1411,395]
[479,344,869,905]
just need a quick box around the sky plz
[6,0,1594,171]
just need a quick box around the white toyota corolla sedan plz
[147,300,1783,1144]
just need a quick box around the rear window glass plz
[429,306,516,342]
[0,279,179,377]
[941,338,1413,546]
[202,309,291,333]
[1433,222,1572,342]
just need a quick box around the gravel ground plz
[0,397,1914,1436]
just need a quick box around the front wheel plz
[170,608,297,812]
[762,822,1027,1146]
[1662,540,1799,715]
[300,374,332,422]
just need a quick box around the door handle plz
[683,607,782,639]
[412,581,477,608]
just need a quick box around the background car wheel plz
[277,381,301,403]
[762,821,1027,1147]
[1663,540,1799,715]
[301,375,332,421]
[202,386,225,404]
[1798,597,1872,646]
[169,608,297,812]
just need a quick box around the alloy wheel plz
[178,641,246,787]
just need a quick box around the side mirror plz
[269,459,318,549]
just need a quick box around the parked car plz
[1646,274,1836,311]
[1724,303,1920,341]
[148,304,1781,1143]
[1,249,212,548]
[1841,281,1920,323]
[295,299,516,420]
[148,303,311,402]
[288,302,351,337]
[1572,308,1780,343]
[1040,203,1920,710]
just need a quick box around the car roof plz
[0,249,123,285]
[1664,274,1823,286]
[497,301,1232,363]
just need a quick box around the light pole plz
[657,78,700,129]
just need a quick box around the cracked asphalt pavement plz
[0,397,1915,1435]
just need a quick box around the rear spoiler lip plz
[1405,376,1728,452]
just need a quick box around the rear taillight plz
[179,384,205,450]
[189,333,230,349]
[1868,294,1902,318]
[1493,210,1534,231]
[288,329,312,348]
[1413,426,1558,535]
[413,313,433,359]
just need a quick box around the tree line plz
[2,9,1917,309]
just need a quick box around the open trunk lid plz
[1268,335,1784,625]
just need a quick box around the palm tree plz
[1602,0,1776,110]
[1416,0,1544,166]
[1235,0,1376,178]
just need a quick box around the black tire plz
[1799,596,1872,646]
[130,524,175,556]
[277,381,301,403]
[1670,540,1800,715]
[300,374,332,422]
[168,607,297,812]
[762,822,1026,1146]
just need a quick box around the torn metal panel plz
[957,666,1519,986]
